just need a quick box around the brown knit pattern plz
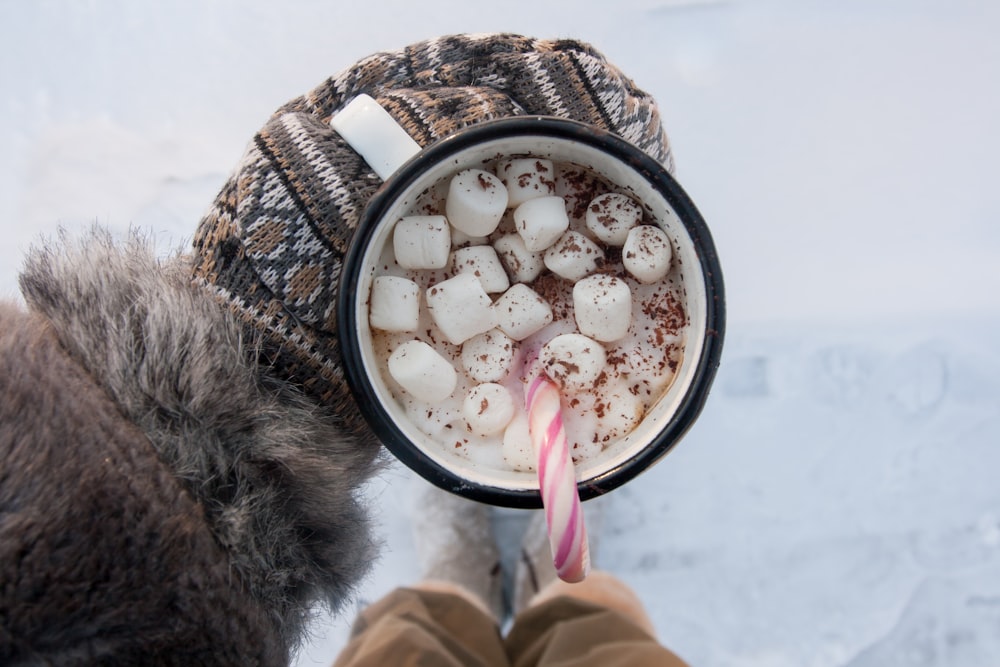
[191,33,672,425]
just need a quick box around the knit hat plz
[191,33,673,428]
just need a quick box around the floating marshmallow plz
[539,333,607,394]
[452,245,510,294]
[493,233,545,283]
[393,215,451,270]
[585,192,643,246]
[622,225,673,284]
[426,273,498,345]
[624,344,677,401]
[543,231,605,282]
[560,394,602,463]
[594,379,645,443]
[463,383,516,436]
[451,226,489,248]
[501,413,535,472]
[445,169,508,237]
[573,275,632,342]
[461,329,516,382]
[387,340,457,403]
[497,158,555,207]
[369,276,420,332]
[494,283,553,341]
[513,196,569,252]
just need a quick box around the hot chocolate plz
[365,157,687,474]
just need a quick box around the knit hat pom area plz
[191,33,673,429]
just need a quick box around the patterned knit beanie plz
[191,33,673,430]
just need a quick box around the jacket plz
[1,231,382,665]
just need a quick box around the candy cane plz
[525,370,590,583]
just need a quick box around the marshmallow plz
[562,391,604,463]
[387,340,457,403]
[501,413,535,472]
[622,225,673,284]
[451,245,510,294]
[623,339,678,400]
[393,215,451,269]
[369,276,420,332]
[451,226,490,248]
[571,438,602,463]
[497,158,555,207]
[573,275,632,342]
[426,273,498,345]
[585,192,643,246]
[539,333,607,393]
[445,168,508,237]
[494,283,554,341]
[463,383,516,436]
[543,231,605,282]
[513,196,569,252]
[561,395,602,463]
[594,379,645,443]
[493,233,545,283]
[461,329,516,382]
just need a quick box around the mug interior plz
[339,118,722,507]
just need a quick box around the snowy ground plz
[3,1,999,665]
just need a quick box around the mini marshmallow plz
[451,226,489,248]
[393,215,451,269]
[542,231,605,282]
[573,274,632,342]
[501,413,535,472]
[369,276,420,332]
[426,273,498,345]
[539,333,607,393]
[561,395,602,463]
[497,158,556,207]
[494,284,554,341]
[623,225,673,284]
[463,383,516,436]
[571,438,602,464]
[451,245,510,294]
[594,379,645,444]
[493,233,545,283]
[585,192,643,246]
[445,168,508,237]
[388,340,457,403]
[461,329,516,383]
[513,196,569,252]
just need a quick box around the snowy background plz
[3,1,999,665]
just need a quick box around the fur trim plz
[0,303,284,665]
[19,228,384,648]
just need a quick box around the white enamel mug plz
[333,95,725,508]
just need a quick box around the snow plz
[2,1,999,665]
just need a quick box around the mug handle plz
[330,94,422,180]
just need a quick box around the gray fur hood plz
[18,229,384,648]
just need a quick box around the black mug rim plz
[337,116,725,508]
